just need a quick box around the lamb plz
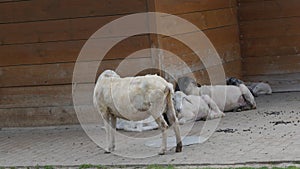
[173,91,225,124]
[116,116,158,132]
[226,77,272,96]
[93,70,182,155]
[177,77,256,112]
[246,82,272,96]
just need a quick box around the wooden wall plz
[239,0,300,92]
[154,0,242,85]
[0,0,153,127]
[0,0,242,127]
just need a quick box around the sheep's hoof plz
[158,151,165,155]
[158,149,166,155]
[176,142,182,152]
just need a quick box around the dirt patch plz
[215,128,238,133]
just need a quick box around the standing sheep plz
[93,70,182,155]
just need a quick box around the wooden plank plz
[0,106,78,127]
[244,73,300,92]
[192,59,241,85]
[0,83,97,109]
[241,35,300,57]
[240,17,300,39]
[166,59,241,85]
[0,0,147,23]
[243,54,300,76]
[155,0,237,14]
[0,84,73,108]
[173,7,237,31]
[0,57,153,87]
[239,0,300,21]
[160,25,241,63]
[0,35,150,66]
[0,15,120,45]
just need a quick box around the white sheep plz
[178,77,256,112]
[93,70,182,155]
[173,91,225,124]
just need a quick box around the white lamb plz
[173,91,225,124]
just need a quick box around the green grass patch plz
[79,164,108,169]
[195,167,300,169]
[146,164,175,169]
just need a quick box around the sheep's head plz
[100,70,120,78]
[173,91,184,113]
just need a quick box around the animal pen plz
[0,0,300,127]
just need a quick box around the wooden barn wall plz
[239,0,300,92]
[153,0,242,85]
[0,0,153,127]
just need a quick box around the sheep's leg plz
[153,115,168,155]
[165,88,182,153]
[173,121,182,153]
[239,84,256,109]
[165,111,182,153]
[110,115,117,151]
[201,95,225,119]
[103,113,112,153]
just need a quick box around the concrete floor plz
[0,92,300,167]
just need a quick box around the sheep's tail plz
[164,83,177,124]
[93,82,101,111]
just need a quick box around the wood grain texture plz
[0,0,147,23]
[243,55,300,76]
[0,57,153,87]
[155,0,237,14]
[0,35,150,66]
[239,0,300,92]
[239,0,300,21]
[240,17,300,39]
[0,0,244,127]
[0,106,78,127]
[184,59,242,85]
[241,35,300,57]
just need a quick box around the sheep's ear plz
[183,97,192,104]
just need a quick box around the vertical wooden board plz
[239,0,300,21]
[155,0,237,14]
[0,0,148,23]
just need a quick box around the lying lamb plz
[246,82,272,96]
[226,77,272,96]
[116,116,158,132]
[173,91,225,124]
[93,70,182,155]
[177,77,256,112]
